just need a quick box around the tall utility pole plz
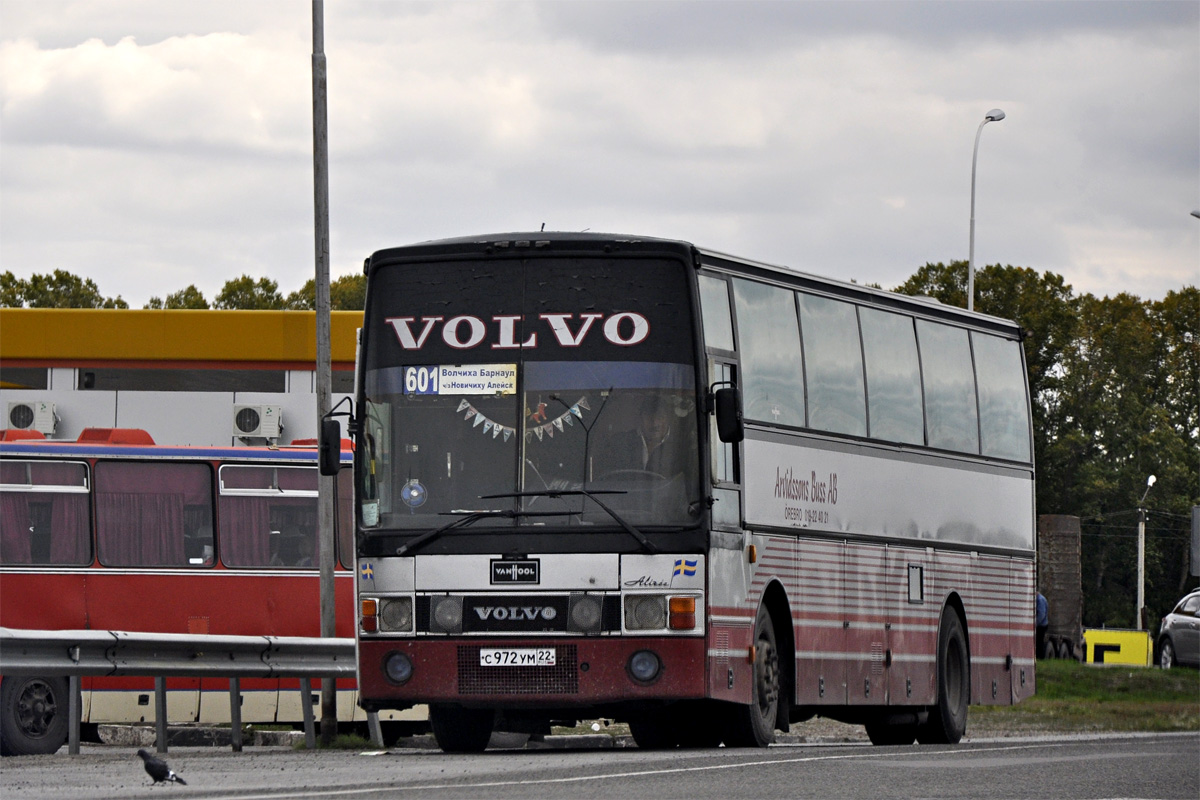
[311,0,336,746]
[1136,475,1156,631]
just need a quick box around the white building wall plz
[1,380,353,447]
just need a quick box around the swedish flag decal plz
[360,562,374,581]
[673,558,698,577]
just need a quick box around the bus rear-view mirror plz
[714,387,744,443]
[319,418,342,475]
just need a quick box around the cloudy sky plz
[1,1,1196,307]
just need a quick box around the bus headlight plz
[627,650,661,684]
[379,598,413,632]
[384,652,413,684]
[624,596,666,630]
[567,593,603,634]
[430,596,463,634]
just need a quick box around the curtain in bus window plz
[97,493,185,565]
[916,321,980,454]
[731,279,805,427]
[0,494,31,563]
[972,333,1032,462]
[95,462,210,567]
[218,497,273,566]
[798,293,867,437]
[48,494,89,563]
[859,308,924,445]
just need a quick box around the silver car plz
[1157,590,1200,668]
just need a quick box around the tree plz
[0,269,126,308]
[0,271,23,307]
[285,274,366,310]
[1039,291,1197,627]
[213,276,284,310]
[147,285,210,309]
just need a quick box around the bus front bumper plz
[358,636,707,707]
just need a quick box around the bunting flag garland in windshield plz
[452,397,591,443]
[523,396,589,443]
[455,399,517,442]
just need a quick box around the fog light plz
[430,596,463,634]
[379,597,413,632]
[628,650,661,684]
[384,652,413,684]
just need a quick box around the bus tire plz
[917,606,969,745]
[866,715,918,746]
[674,702,724,748]
[723,605,779,747]
[0,676,69,756]
[628,710,680,750]
[429,705,493,753]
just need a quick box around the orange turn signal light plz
[361,598,378,632]
[668,596,696,630]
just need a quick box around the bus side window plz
[96,461,212,567]
[916,320,980,455]
[0,460,91,566]
[731,278,805,427]
[972,332,1032,462]
[798,292,866,437]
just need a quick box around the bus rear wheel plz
[1,676,69,756]
[723,605,779,747]
[917,607,969,744]
[429,705,494,753]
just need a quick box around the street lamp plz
[967,108,1005,312]
[1137,474,1156,630]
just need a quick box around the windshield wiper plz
[394,507,573,556]
[482,490,661,555]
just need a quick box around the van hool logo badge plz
[491,559,540,584]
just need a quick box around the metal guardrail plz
[0,628,366,755]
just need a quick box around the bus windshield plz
[360,256,701,532]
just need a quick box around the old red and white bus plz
[332,232,1035,751]
[0,428,421,755]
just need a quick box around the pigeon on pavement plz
[136,749,188,785]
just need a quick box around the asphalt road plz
[2,733,1196,800]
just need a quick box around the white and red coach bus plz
[328,232,1036,751]
[0,428,422,755]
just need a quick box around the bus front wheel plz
[917,607,969,744]
[0,676,69,756]
[429,705,493,753]
[723,605,779,747]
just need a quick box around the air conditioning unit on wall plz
[232,405,282,438]
[7,401,57,434]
